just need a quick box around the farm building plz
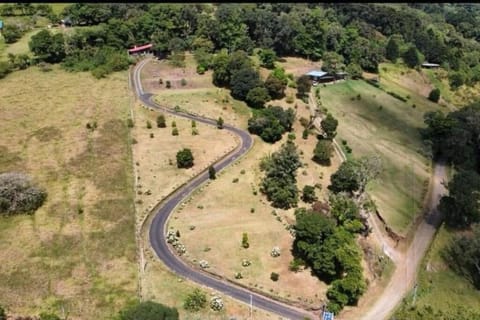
[128,43,153,56]
[421,62,440,69]
[306,70,347,84]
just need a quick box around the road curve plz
[131,58,314,320]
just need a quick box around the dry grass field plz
[164,59,343,309]
[142,54,251,129]
[133,59,287,319]
[133,56,342,315]
[0,66,136,318]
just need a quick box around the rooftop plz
[421,62,440,67]
[128,43,153,53]
[306,70,328,78]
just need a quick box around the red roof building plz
[128,44,153,54]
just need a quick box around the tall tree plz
[321,113,339,139]
[385,37,400,62]
[403,45,421,68]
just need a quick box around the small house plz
[421,62,440,69]
[306,70,347,85]
[60,17,72,27]
[128,43,153,56]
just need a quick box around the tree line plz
[421,100,480,291]
[3,3,480,87]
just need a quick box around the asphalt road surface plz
[132,58,315,320]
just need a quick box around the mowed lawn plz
[0,66,136,319]
[320,79,439,235]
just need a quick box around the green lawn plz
[394,225,480,317]
[320,79,439,235]
[49,3,71,15]
[0,28,41,60]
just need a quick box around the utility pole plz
[412,282,418,306]
[250,294,253,319]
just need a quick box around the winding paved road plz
[132,58,315,320]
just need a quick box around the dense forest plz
[1,3,480,87]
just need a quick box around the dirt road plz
[360,162,447,320]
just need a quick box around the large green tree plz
[403,45,422,68]
[439,169,480,228]
[176,148,194,169]
[443,223,480,289]
[260,141,301,208]
[385,36,400,62]
[246,86,271,109]
[313,139,334,165]
[230,67,262,101]
[29,29,66,63]
[321,113,339,139]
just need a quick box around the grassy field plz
[394,225,480,316]
[0,66,136,319]
[0,29,41,60]
[319,79,438,236]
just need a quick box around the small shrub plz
[242,232,249,248]
[0,172,47,215]
[242,259,251,267]
[210,296,224,311]
[166,80,171,88]
[232,178,239,183]
[196,65,206,74]
[172,127,179,136]
[270,247,281,257]
[131,138,138,144]
[208,166,216,180]
[302,129,309,139]
[191,120,196,128]
[250,208,255,213]
[150,133,154,138]
[184,288,207,311]
[158,78,163,84]
[181,78,187,86]
[146,120,152,129]
[412,104,417,108]
[127,118,134,128]
[342,140,347,145]
[356,94,361,100]
[288,133,296,140]
[289,259,303,272]
[234,272,243,279]
[171,121,177,127]
[286,95,294,104]
[157,114,166,128]
[270,272,279,281]
[217,117,224,129]
[240,169,246,174]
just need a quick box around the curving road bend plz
[132,58,314,320]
